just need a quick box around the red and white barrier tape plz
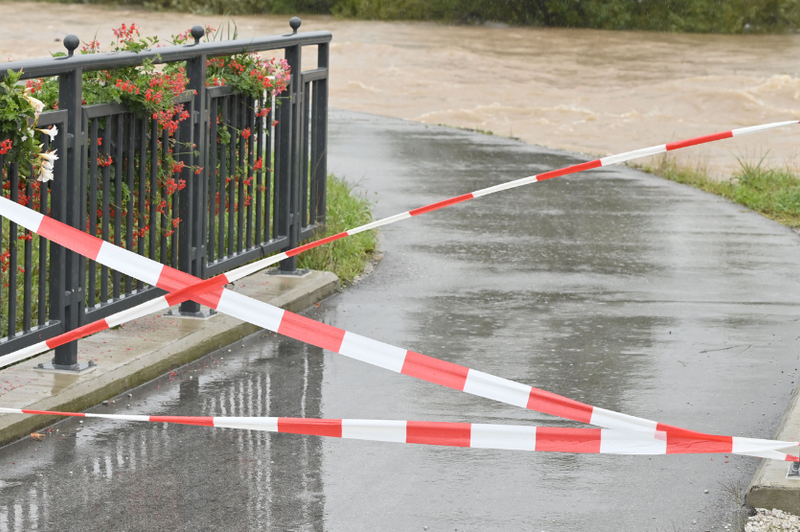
[3,119,799,370]
[0,197,796,460]
[0,408,796,459]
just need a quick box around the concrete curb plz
[746,381,800,512]
[0,269,339,447]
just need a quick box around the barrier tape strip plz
[0,197,797,460]
[0,408,796,459]
[0,120,800,367]
[3,119,798,371]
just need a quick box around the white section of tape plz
[216,289,285,332]
[105,296,170,328]
[0,196,44,232]
[338,331,408,373]
[463,370,531,408]
[599,429,667,455]
[600,144,666,166]
[0,341,50,369]
[590,408,658,432]
[470,424,537,451]
[472,175,538,198]
[213,417,279,431]
[732,436,799,454]
[732,121,799,137]
[85,413,150,422]
[341,419,407,443]
[95,243,164,286]
[347,212,412,235]
[227,253,287,281]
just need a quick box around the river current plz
[3,3,800,176]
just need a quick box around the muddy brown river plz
[3,2,800,178]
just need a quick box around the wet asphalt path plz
[1,110,800,531]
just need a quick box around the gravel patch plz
[745,508,800,531]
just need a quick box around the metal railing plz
[0,18,330,369]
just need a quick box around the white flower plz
[39,149,58,164]
[24,94,45,116]
[37,165,54,182]
[38,126,58,141]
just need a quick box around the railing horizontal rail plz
[0,31,332,79]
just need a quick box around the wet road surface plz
[1,111,800,531]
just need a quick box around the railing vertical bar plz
[89,118,99,307]
[254,95,264,244]
[125,113,135,295]
[208,97,219,263]
[137,116,147,290]
[301,80,311,230]
[22,178,33,332]
[8,164,18,338]
[237,95,246,253]
[38,173,49,325]
[227,94,237,257]
[218,96,228,259]
[160,127,169,266]
[245,97,255,249]
[170,124,179,270]
[100,117,111,303]
[148,119,158,264]
[265,105,273,240]
[113,113,123,300]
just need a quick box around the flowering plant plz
[0,70,59,182]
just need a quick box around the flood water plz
[3,2,800,177]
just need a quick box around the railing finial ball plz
[63,35,80,57]
[289,17,301,34]
[191,25,205,45]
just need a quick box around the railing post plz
[178,26,209,315]
[278,17,303,273]
[52,36,86,369]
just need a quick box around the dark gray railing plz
[0,19,330,369]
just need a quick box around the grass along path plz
[297,175,377,285]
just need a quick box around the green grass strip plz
[297,175,378,284]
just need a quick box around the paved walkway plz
[0,110,799,531]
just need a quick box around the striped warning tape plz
[0,197,797,460]
[0,408,796,459]
[3,119,798,370]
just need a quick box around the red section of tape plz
[164,275,227,307]
[150,416,215,427]
[38,217,103,260]
[401,351,469,391]
[527,389,594,424]
[666,131,733,151]
[279,418,343,438]
[535,427,602,453]
[656,423,733,454]
[46,319,110,348]
[409,193,474,217]
[406,421,471,447]
[278,312,346,353]
[285,232,349,257]
[536,160,602,182]
[22,409,86,417]
[157,268,224,309]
